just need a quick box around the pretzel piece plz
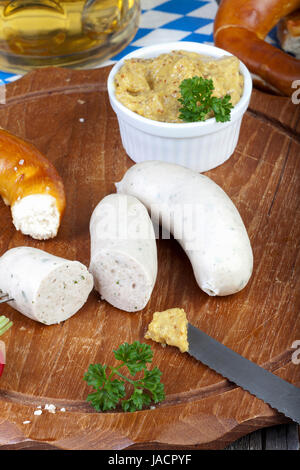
[214,0,300,96]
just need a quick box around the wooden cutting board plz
[0,67,299,450]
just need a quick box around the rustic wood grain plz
[0,67,299,450]
[225,424,300,450]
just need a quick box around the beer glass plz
[0,0,140,73]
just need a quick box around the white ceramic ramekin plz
[107,42,252,173]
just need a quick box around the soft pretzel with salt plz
[0,128,66,240]
[214,0,300,96]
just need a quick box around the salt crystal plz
[34,409,42,416]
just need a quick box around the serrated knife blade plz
[187,323,300,424]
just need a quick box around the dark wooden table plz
[225,423,299,450]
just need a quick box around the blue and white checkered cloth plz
[0,0,281,85]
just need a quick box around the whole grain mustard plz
[145,308,189,353]
[114,50,244,123]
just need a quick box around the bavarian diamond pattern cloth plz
[0,0,282,85]
[110,0,280,62]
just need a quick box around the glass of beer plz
[0,0,140,73]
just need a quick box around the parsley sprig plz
[83,341,165,412]
[178,76,233,123]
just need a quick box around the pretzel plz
[277,9,300,58]
[214,0,300,96]
[0,128,66,240]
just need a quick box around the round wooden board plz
[0,67,299,450]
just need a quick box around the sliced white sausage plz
[89,193,157,312]
[116,161,253,296]
[0,247,94,325]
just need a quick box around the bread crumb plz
[44,404,56,414]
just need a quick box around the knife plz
[187,323,300,424]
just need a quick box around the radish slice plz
[0,316,12,378]
[0,340,5,377]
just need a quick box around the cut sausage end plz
[90,250,154,313]
[11,194,60,240]
[32,261,94,325]
[89,193,157,312]
[0,247,94,325]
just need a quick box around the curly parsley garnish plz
[178,76,233,123]
[83,341,165,412]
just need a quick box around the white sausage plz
[0,247,94,325]
[89,193,157,312]
[116,161,253,296]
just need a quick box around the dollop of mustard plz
[114,50,243,122]
[145,308,189,353]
